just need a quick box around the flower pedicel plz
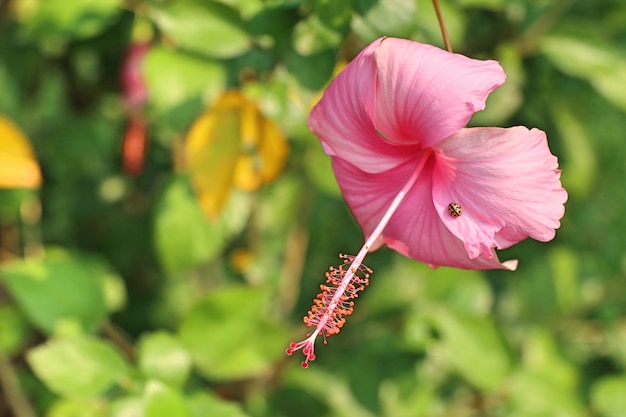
[287,37,567,368]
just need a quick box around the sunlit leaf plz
[304,140,342,197]
[110,395,143,417]
[138,331,192,388]
[143,47,226,114]
[507,329,584,416]
[179,286,288,380]
[551,105,597,197]
[0,249,116,334]
[143,380,191,417]
[150,0,250,59]
[187,392,251,417]
[0,305,30,356]
[591,376,626,417]
[471,43,523,125]
[548,246,580,314]
[13,0,121,50]
[292,15,342,56]
[431,309,510,391]
[455,0,504,8]
[27,335,128,399]
[285,48,337,90]
[351,0,419,43]
[0,115,42,189]
[153,175,229,273]
[184,90,288,219]
[313,0,354,29]
[541,34,626,113]
[47,398,109,417]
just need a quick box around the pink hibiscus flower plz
[286,37,567,367]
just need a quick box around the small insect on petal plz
[448,202,462,217]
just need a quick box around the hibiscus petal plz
[332,155,517,270]
[309,38,422,174]
[374,37,506,148]
[432,127,567,259]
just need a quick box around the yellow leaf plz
[184,90,289,219]
[0,116,42,189]
[233,107,289,192]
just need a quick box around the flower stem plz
[432,0,453,53]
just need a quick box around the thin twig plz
[0,347,38,417]
[277,220,309,317]
[432,0,453,53]
[102,321,136,361]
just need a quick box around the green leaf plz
[27,335,128,399]
[285,48,337,90]
[187,392,251,417]
[455,0,504,9]
[138,331,192,388]
[0,250,114,334]
[150,0,250,59]
[179,285,288,380]
[431,309,510,391]
[292,15,343,56]
[15,0,121,51]
[547,246,580,314]
[591,376,626,417]
[508,370,585,417]
[0,189,37,223]
[47,398,109,417]
[143,380,191,417]
[143,47,226,114]
[351,0,419,43]
[420,267,493,316]
[0,304,30,356]
[313,0,354,29]
[541,33,626,113]
[110,395,143,417]
[304,141,341,197]
[551,105,597,197]
[153,175,229,273]
[471,43,524,126]
[507,329,584,416]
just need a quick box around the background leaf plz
[143,380,191,417]
[138,331,192,388]
[0,250,117,334]
[431,309,511,391]
[27,335,128,399]
[179,286,288,380]
[150,0,251,59]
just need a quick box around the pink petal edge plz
[309,38,421,174]
[331,155,519,270]
[431,126,567,259]
[373,37,506,148]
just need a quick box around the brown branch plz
[0,348,38,417]
[432,0,453,52]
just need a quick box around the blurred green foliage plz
[0,0,625,416]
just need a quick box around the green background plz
[1,0,625,416]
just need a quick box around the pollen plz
[286,253,373,367]
[304,254,371,336]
